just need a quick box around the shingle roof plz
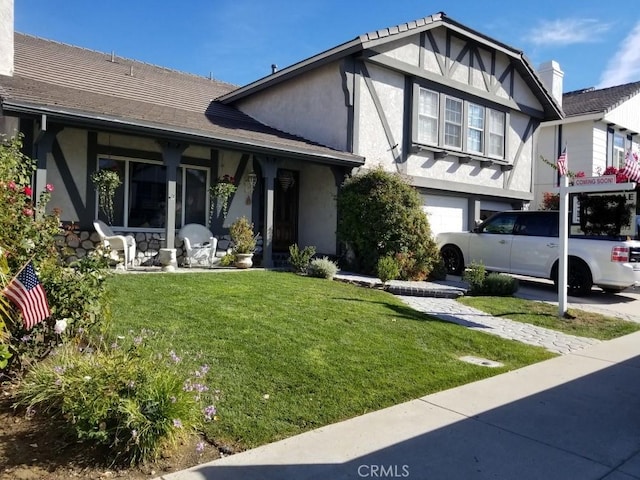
[562,81,640,117]
[0,33,363,166]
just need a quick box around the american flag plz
[2,261,50,330]
[620,150,640,182]
[557,147,568,177]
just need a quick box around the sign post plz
[558,178,636,317]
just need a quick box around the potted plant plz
[210,174,237,219]
[91,169,122,225]
[229,216,257,268]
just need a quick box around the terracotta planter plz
[234,253,254,269]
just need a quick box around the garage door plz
[422,195,468,236]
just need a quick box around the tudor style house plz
[0,0,562,267]
[535,63,640,209]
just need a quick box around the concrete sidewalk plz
[158,331,640,480]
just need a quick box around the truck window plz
[482,213,518,234]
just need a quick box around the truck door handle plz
[547,243,558,248]
[499,240,507,244]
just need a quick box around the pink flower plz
[23,207,33,217]
[23,186,32,196]
[7,181,16,191]
[45,184,54,192]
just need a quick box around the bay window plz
[415,86,506,160]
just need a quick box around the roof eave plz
[3,100,365,167]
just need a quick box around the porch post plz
[33,120,61,207]
[160,141,186,249]
[258,157,278,268]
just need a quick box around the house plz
[0,0,561,267]
[535,61,640,210]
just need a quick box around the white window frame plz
[467,102,484,154]
[417,88,439,145]
[95,155,210,231]
[613,133,625,169]
[415,86,506,160]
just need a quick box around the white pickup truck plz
[436,210,640,295]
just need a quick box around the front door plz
[273,169,299,251]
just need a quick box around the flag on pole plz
[620,150,640,182]
[2,261,51,330]
[557,147,568,176]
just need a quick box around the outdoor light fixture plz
[246,171,258,194]
[278,170,295,192]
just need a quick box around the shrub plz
[481,273,519,296]
[307,256,338,279]
[288,243,316,274]
[462,262,486,295]
[16,331,217,466]
[376,255,399,283]
[336,167,440,280]
[0,135,111,377]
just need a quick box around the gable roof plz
[0,33,363,166]
[217,12,562,120]
[562,81,640,117]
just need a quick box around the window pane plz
[418,89,438,144]
[467,103,484,153]
[444,97,462,148]
[488,109,505,158]
[128,162,167,227]
[97,158,125,226]
[184,168,208,225]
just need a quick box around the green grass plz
[457,296,640,340]
[106,271,554,450]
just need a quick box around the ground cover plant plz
[106,270,554,450]
[457,296,640,340]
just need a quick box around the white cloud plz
[597,21,640,88]
[527,19,612,46]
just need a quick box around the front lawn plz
[457,296,640,340]
[107,271,553,450]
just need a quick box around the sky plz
[13,0,640,93]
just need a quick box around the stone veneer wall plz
[55,230,186,267]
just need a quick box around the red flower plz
[22,207,33,217]
[23,186,33,196]
[7,181,16,191]
[45,183,54,192]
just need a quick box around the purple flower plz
[53,366,65,375]
[169,350,181,363]
[173,419,183,428]
[196,441,205,453]
[203,405,217,421]
[133,336,143,346]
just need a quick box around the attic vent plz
[129,65,133,77]
[110,51,115,62]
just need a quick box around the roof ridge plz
[15,32,238,88]
[565,80,640,97]
[359,12,444,42]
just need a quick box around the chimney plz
[0,0,13,76]
[538,60,564,107]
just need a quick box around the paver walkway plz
[398,296,601,354]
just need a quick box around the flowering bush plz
[0,135,111,376]
[16,330,218,465]
[210,175,237,219]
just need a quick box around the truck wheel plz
[567,259,593,296]
[552,259,593,296]
[441,245,464,275]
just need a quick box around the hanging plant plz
[91,169,122,225]
[210,175,237,219]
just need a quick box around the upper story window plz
[415,86,506,160]
[417,89,439,144]
[613,133,625,169]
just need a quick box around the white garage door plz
[422,195,468,236]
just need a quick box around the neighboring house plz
[535,62,640,210]
[0,0,561,266]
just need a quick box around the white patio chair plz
[93,220,136,269]
[178,224,218,268]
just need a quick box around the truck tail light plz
[611,246,630,262]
